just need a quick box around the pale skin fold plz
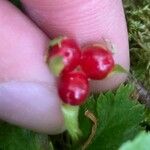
[0,0,129,134]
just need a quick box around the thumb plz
[21,0,130,91]
[0,0,64,134]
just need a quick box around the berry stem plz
[127,74,150,107]
[82,110,97,150]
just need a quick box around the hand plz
[0,0,129,134]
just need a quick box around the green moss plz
[123,0,150,89]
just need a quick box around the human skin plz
[0,0,129,134]
[0,0,64,134]
[21,0,130,91]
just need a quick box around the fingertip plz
[0,81,64,134]
[90,74,128,92]
[0,0,64,134]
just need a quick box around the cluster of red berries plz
[47,37,115,106]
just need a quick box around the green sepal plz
[48,56,64,76]
[61,104,82,142]
[112,64,128,73]
[49,36,64,47]
[107,64,128,78]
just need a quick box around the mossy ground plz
[123,0,150,89]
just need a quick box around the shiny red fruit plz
[58,72,89,106]
[48,37,81,75]
[80,46,115,80]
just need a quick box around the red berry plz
[58,71,89,106]
[80,46,115,80]
[48,37,81,76]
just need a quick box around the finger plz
[21,0,130,92]
[0,0,64,134]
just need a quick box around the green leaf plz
[0,122,51,150]
[78,84,144,150]
[79,95,98,141]
[119,132,150,150]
